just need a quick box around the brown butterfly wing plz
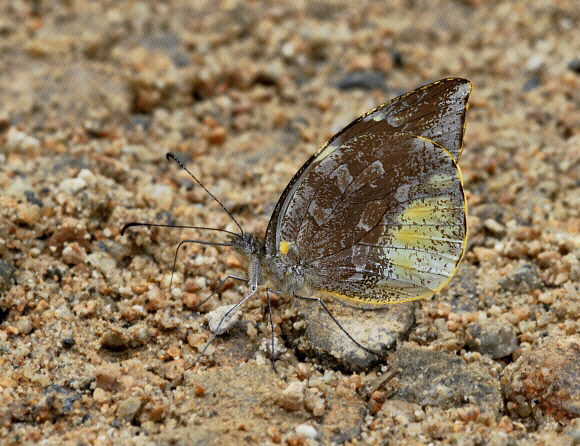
[263,79,470,305]
[319,77,470,162]
[264,78,471,257]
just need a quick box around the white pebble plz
[77,168,97,186]
[87,251,117,274]
[526,54,544,71]
[143,183,174,210]
[206,304,240,335]
[59,177,87,195]
[281,381,306,411]
[295,424,317,439]
[3,127,40,152]
[259,336,287,359]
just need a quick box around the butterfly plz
[122,77,472,369]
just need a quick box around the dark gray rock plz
[389,344,502,417]
[335,70,387,91]
[0,260,15,293]
[568,58,580,74]
[466,320,518,358]
[498,263,544,292]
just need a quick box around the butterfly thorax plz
[261,244,309,297]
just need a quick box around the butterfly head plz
[230,233,264,259]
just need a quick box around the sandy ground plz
[1,1,579,445]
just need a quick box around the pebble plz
[503,336,580,422]
[225,254,243,269]
[472,246,500,264]
[14,318,32,335]
[59,177,87,195]
[563,253,580,281]
[2,127,40,152]
[93,388,110,405]
[94,363,121,391]
[61,337,75,348]
[511,225,539,241]
[466,320,518,359]
[483,218,505,236]
[0,261,15,293]
[206,126,227,145]
[144,286,167,311]
[526,54,544,71]
[295,424,317,439]
[87,251,117,275]
[304,392,325,417]
[280,381,306,411]
[155,309,181,330]
[498,263,544,292]
[194,384,205,397]
[297,300,414,372]
[143,183,174,210]
[335,70,386,91]
[77,168,97,186]
[457,405,480,422]
[139,402,167,423]
[568,58,580,74]
[24,190,43,207]
[295,362,311,380]
[206,304,241,335]
[129,324,154,347]
[16,202,41,226]
[182,292,200,309]
[259,335,287,359]
[62,242,88,265]
[502,240,526,259]
[100,327,130,351]
[117,396,143,422]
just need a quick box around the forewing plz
[264,78,470,256]
[321,78,470,162]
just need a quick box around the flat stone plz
[294,300,415,372]
[389,344,502,418]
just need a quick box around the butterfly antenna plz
[121,222,239,237]
[166,152,244,236]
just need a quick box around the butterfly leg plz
[190,286,257,369]
[266,288,279,374]
[293,294,383,358]
[197,275,248,308]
